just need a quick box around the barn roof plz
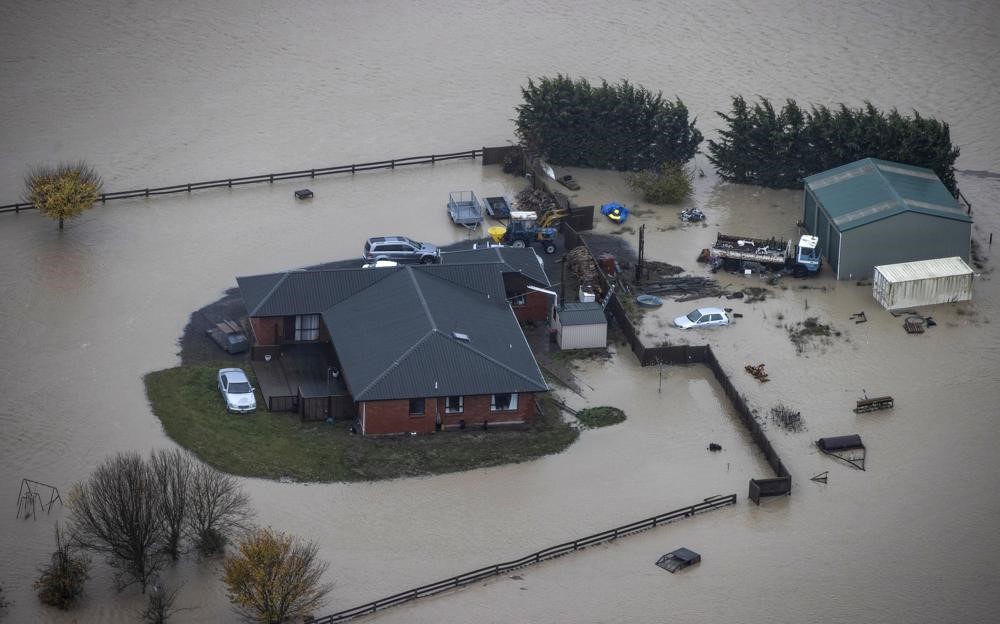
[804,158,970,231]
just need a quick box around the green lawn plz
[144,364,579,482]
[575,406,627,428]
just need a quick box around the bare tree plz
[23,161,103,229]
[138,579,189,623]
[34,525,90,609]
[149,449,194,561]
[69,452,165,592]
[187,464,253,556]
[223,527,332,623]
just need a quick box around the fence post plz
[431,154,436,164]
[101,193,107,204]
[351,164,356,174]
[391,160,395,169]
[145,188,149,198]
[269,174,274,183]
[228,179,232,188]
[311,169,315,178]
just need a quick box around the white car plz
[217,368,257,413]
[674,307,730,329]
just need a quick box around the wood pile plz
[639,277,725,301]
[566,246,603,294]
[514,188,559,215]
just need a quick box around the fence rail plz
[0,149,485,214]
[308,494,736,623]
[561,224,792,490]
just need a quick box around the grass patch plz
[575,406,626,429]
[787,317,840,353]
[145,364,579,482]
[742,287,770,303]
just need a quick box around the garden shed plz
[802,158,971,280]
[552,302,607,350]
[872,256,974,310]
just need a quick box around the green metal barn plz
[802,158,971,280]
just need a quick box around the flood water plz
[1,1,999,622]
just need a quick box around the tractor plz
[488,211,558,254]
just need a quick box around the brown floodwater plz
[1,1,999,622]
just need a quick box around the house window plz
[511,292,526,306]
[294,314,320,341]
[445,395,464,413]
[491,393,518,411]
[409,398,425,416]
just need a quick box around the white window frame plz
[491,392,518,411]
[445,395,464,413]
[295,314,320,341]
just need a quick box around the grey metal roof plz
[441,246,551,286]
[414,263,507,301]
[559,302,607,326]
[803,158,970,232]
[326,268,547,401]
[237,264,547,402]
[236,268,395,317]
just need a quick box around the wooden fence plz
[308,494,737,623]
[0,148,487,214]
[561,224,792,497]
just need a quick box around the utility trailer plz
[447,191,483,228]
[709,233,820,277]
[482,195,512,219]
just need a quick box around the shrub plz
[34,526,90,610]
[626,162,693,204]
[576,406,627,428]
[223,528,332,624]
[23,162,103,229]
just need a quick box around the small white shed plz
[552,302,607,349]
[872,256,974,310]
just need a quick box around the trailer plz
[447,191,483,228]
[710,233,820,277]
[482,195,512,219]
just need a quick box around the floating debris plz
[745,363,770,383]
[770,404,803,431]
[655,547,701,573]
[850,311,867,324]
[854,394,894,413]
[294,189,313,200]
[810,471,829,483]
[707,443,722,452]
[904,316,926,334]
[816,435,866,470]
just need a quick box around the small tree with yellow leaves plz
[223,528,331,624]
[24,162,103,229]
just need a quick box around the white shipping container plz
[872,257,974,310]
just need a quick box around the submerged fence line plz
[0,148,485,215]
[562,224,793,485]
[308,494,736,624]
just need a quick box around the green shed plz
[802,158,971,280]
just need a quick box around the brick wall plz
[361,393,536,436]
[513,291,551,323]
[249,316,282,345]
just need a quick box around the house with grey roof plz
[802,158,972,280]
[236,263,549,435]
[440,246,553,323]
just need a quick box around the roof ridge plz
[415,265,503,302]
[355,330,435,399]
[407,267,437,330]
[871,159,907,213]
[249,272,290,317]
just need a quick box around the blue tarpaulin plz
[600,202,628,224]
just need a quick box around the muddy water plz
[2,0,1000,622]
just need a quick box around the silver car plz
[363,236,439,264]
[217,368,257,413]
[674,307,730,329]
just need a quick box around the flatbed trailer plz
[447,191,483,227]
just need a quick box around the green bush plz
[707,96,959,193]
[576,406,627,429]
[34,527,90,610]
[515,75,702,171]
[626,162,693,204]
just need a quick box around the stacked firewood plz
[514,188,558,215]
[566,246,603,295]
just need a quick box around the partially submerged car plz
[217,368,257,413]
[674,307,730,329]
